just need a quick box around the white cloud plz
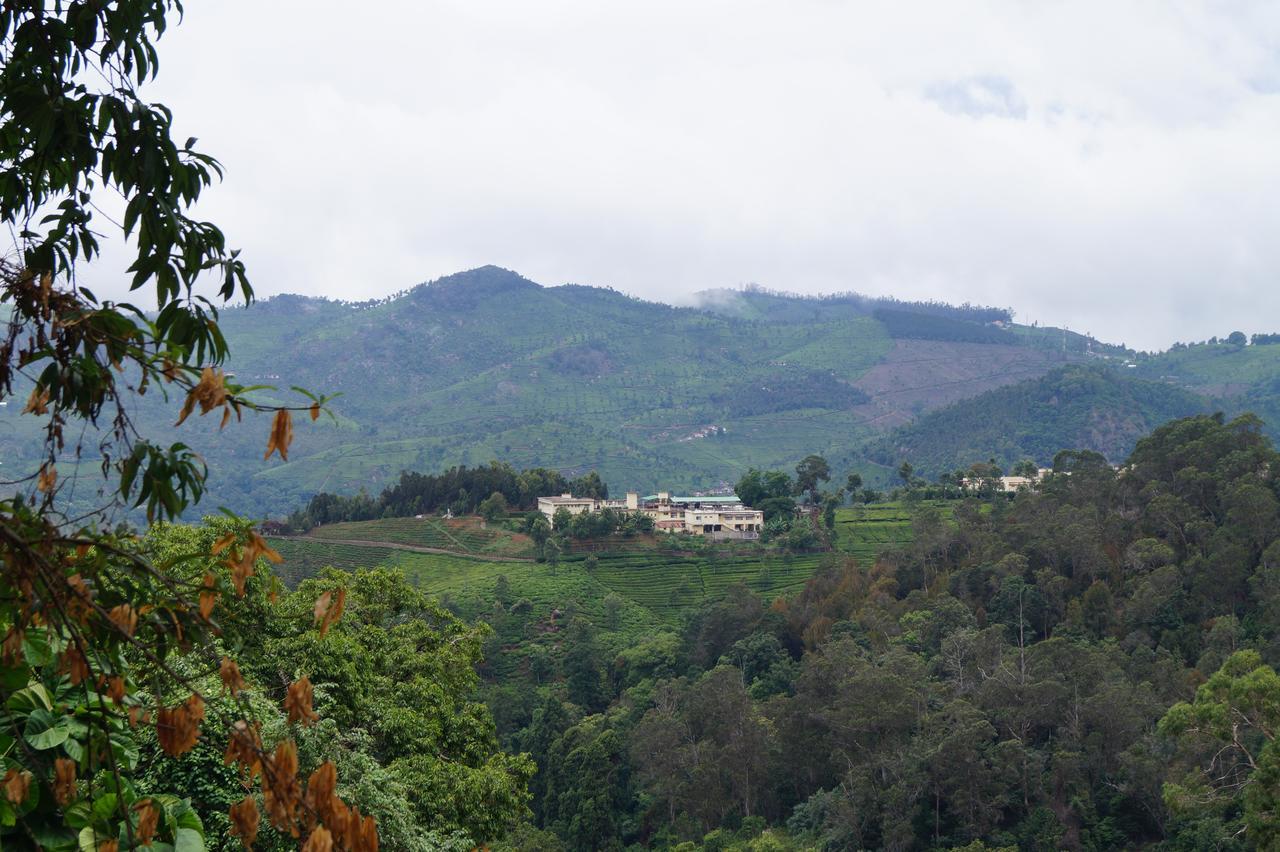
[81,0,1280,349]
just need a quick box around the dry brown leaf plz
[107,603,138,637]
[156,694,205,756]
[263,409,294,461]
[313,588,346,638]
[229,796,260,849]
[22,385,50,415]
[3,768,31,805]
[1,626,24,666]
[176,366,229,427]
[263,740,301,834]
[53,758,77,806]
[223,720,263,780]
[285,676,318,727]
[60,646,90,685]
[302,826,333,852]
[304,761,340,824]
[219,657,246,696]
[135,799,159,845]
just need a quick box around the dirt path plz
[275,536,536,563]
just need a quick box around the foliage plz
[0,3,360,847]
[1160,650,1280,847]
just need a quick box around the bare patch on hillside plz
[853,340,1082,429]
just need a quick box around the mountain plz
[865,364,1212,475]
[10,265,1272,516]
[197,267,1112,511]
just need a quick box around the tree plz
[1160,651,1280,847]
[795,455,832,504]
[563,619,606,712]
[735,469,768,507]
[0,3,354,848]
[898,461,915,487]
[845,473,863,502]
[569,471,607,500]
[479,491,509,522]
[1227,331,1247,346]
[1011,459,1039,478]
[822,493,839,531]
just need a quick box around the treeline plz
[289,462,607,530]
[873,306,1017,344]
[480,413,1280,850]
[714,370,869,417]
[871,296,1011,326]
[737,283,1012,324]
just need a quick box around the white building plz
[537,494,599,519]
[536,489,764,538]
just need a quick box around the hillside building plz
[635,492,764,538]
[962,469,1053,494]
[536,494,598,517]
[537,489,764,538]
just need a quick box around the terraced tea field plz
[269,538,400,585]
[588,551,827,617]
[302,516,535,557]
[270,502,952,627]
[268,531,832,623]
[833,500,954,564]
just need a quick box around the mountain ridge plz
[4,266,1274,517]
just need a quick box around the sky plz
[89,1,1280,350]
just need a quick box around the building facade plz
[536,489,764,538]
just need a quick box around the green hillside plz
[3,266,1219,517]
[868,364,1211,475]
[268,500,947,633]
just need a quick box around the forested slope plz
[867,364,1210,475]
[475,413,1280,850]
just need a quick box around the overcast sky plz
[97,1,1280,350]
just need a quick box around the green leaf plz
[78,825,110,852]
[24,708,71,749]
[174,827,205,852]
[21,630,54,667]
[90,792,119,823]
[64,799,93,830]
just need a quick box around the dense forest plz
[462,413,1280,850]
[20,403,1280,849]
